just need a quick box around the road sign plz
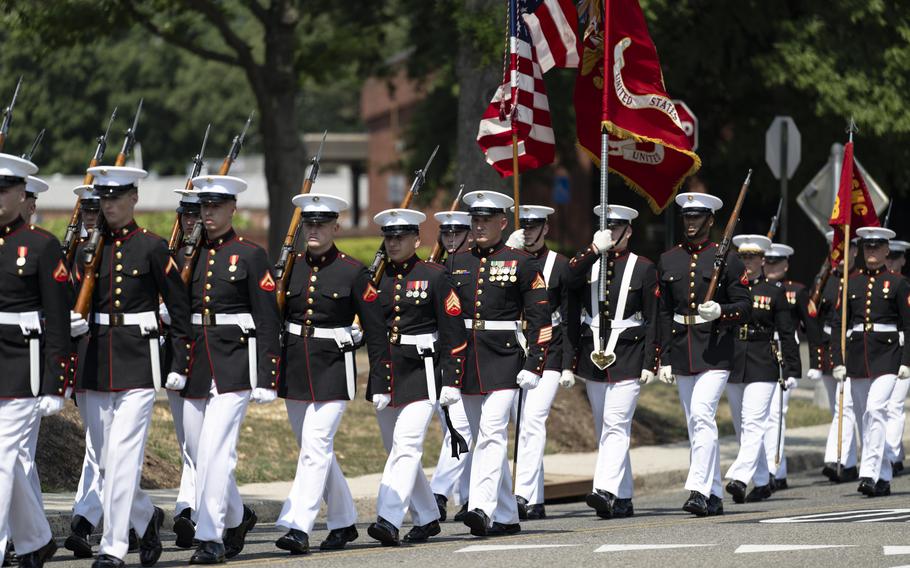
[672,100,698,151]
[796,143,889,237]
[765,116,801,180]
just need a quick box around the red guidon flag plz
[575,0,700,212]
[828,140,879,266]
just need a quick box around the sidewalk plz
[41,422,840,537]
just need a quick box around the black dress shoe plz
[139,506,164,567]
[839,466,859,482]
[462,508,490,537]
[858,477,876,496]
[275,529,309,555]
[17,540,56,568]
[128,529,139,553]
[64,515,95,559]
[174,508,196,549]
[682,491,708,516]
[515,495,529,520]
[224,505,257,559]
[745,484,772,503]
[434,494,448,522]
[893,461,904,476]
[772,478,788,491]
[526,504,546,519]
[367,516,401,547]
[725,480,747,504]
[402,520,441,543]
[319,525,358,551]
[487,522,521,536]
[586,489,615,519]
[706,494,724,516]
[91,553,125,568]
[874,479,891,497]
[189,541,225,565]
[2,541,15,567]
[822,463,838,482]
[612,498,634,517]
[452,503,469,523]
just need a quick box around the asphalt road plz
[46,471,910,568]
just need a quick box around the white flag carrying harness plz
[0,311,42,395]
[588,253,640,369]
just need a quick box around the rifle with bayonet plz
[74,100,143,318]
[61,109,118,266]
[367,145,439,284]
[704,169,752,303]
[275,131,327,315]
[767,197,783,241]
[0,77,22,152]
[179,112,253,286]
[167,124,210,256]
[427,184,464,264]
[21,129,44,162]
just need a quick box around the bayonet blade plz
[102,107,118,141]
[421,144,440,175]
[238,110,254,146]
[22,128,45,161]
[198,123,211,159]
[129,98,143,136]
[315,129,327,162]
[8,76,21,112]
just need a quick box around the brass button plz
[475,301,481,306]
[114,287,122,295]
[478,278,484,284]
[306,309,313,315]
[308,286,315,292]
[205,283,212,290]
[208,259,215,265]
[115,276,123,283]
[209,249,216,256]
[207,271,213,277]
[395,284,402,290]
[114,300,121,308]
[313,267,319,273]
[204,308,210,315]
[307,298,314,304]
[479,267,485,273]
[115,263,123,271]
[477,289,483,295]
[394,316,401,321]
[310,275,317,282]
[115,251,122,259]
[204,295,211,302]
[394,295,401,301]
[394,306,401,312]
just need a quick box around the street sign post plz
[765,116,801,243]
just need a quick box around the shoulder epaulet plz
[336,251,363,267]
[234,236,262,250]
[137,227,166,244]
[25,224,55,241]
[420,260,444,272]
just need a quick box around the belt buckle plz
[389,331,400,344]
[473,319,485,331]
[864,322,873,333]
[110,313,124,327]
[202,313,214,326]
[738,325,748,340]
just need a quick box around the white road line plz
[761,509,910,523]
[735,545,856,553]
[884,546,910,556]
[455,544,578,553]
[856,514,910,523]
[594,544,716,553]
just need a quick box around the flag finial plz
[846,116,858,142]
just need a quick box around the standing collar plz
[1,216,24,235]
[682,239,713,254]
[389,254,421,275]
[473,240,504,257]
[306,244,339,267]
[204,228,237,249]
[107,220,139,239]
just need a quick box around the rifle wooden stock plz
[428,189,464,264]
[63,160,104,267]
[275,178,316,314]
[0,132,5,151]
[807,257,833,316]
[705,171,752,303]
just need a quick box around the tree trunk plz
[455,0,508,205]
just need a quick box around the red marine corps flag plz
[828,131,880,266]
[575,0,700,212]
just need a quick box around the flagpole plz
[836,118,856,477]
[596,0,610,356]
[512,132,521,227]
[508,0,523,492]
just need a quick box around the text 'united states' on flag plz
[476,0,580,178]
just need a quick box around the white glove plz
[832,365,847,382]
[899,365,910,380]
[351,323,363,344]
[783,377,798,390]
[506,229,525,249]
[516,370,541,390]
[807,369,822,381]
[38,395,66,417]
[70,311,89,338]
[592,230,613,253]
[159,303,172,326]
[658,365,674,384]
[558,370,576,389]
[372,393,391,411]
[439,386,461,407]
[251,388,277,404]
[165,372,187,391]
[697,301,722,322]
[639,369,656,385]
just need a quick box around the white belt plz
[93,311,161,391]
[583,314,643,329]
[0,310,42,396]
[673,313,709,325]
[464,319,526,354]
[851,323,898,333]
[194,313,258,390]
[285,322,356,399]
[398,332,438,404]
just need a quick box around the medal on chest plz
[883,280,891,297]
[786,290,796,305]
[490,260,517,282]
[229,254,239,273]
[16,246,27,267]
[753,295,771,310]
[406,280,429,299]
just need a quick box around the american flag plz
[476,0,579,178]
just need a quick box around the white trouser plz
[851,375,898,482]
[167,390,195,514]
[375,401,439,528]
[0,399,51,561]
[19,394,44,514]
[763,383,790,479]
[462,390,519,525]
[512,369,560,505]
[73,390,104,526]
[885,377,910,464]
[184,384,250,542]
[725,382,776,486]
[278,400,356,534]
[677,370,728,497]
[82,389,157,559]
[823,375,858,467]
[430,399,473,504]
[585,379,640,498]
